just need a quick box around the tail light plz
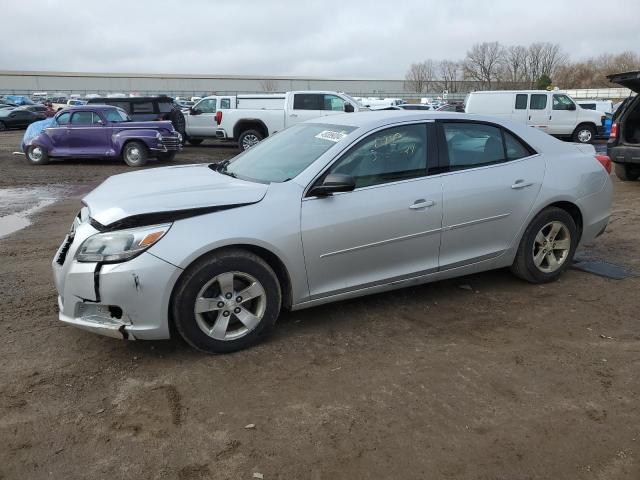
[595,154,612,174]
[215,111,222,125]
[609,122,618,139]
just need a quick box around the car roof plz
[302,111,493,129]
[57,105,121,114]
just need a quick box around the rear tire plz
[238,129,263,151]
[614,163,640,181]
[122,141,148,167]
[187,138,203,145]
[572,124,596,144]
[25,145,50,165]
[510,207,578,284]
[172,248,281,354]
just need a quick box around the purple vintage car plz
[23,105,182,167]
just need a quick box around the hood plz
[83,163,268,227]
[607,71,640,93]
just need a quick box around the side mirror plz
[308,173,356,197]
[344,103,355,113]
[190,107,200,115]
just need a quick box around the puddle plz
[0,186,67,239]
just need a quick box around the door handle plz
[528,115,531,121]
[511,180,534,189]
[409,199,435,209]
[290,113,298,118]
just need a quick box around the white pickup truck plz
[184,95,236,145]
[213,91,364,150]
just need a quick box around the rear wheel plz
[238,129,263,151]
[511,207,578,283]
[614,163,640,181]
[122,141,148,167]
[25,145,49,165]
[572,124,595,144]
[187,138,203,146]
[172,249,281,353]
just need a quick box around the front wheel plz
[511,207,578,283]
[572,124,596,144]
[238,129,263,151]
[25,145,50,165]
[122,141,148,167]
[172,249,282,353]
[614,163,640,181]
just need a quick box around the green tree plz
[535,74,552,90]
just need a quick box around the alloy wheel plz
[532,221,571,273]
[241,134,260,150]
[194,271,267,341]
[577,129,592,143]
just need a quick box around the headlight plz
[156,132,162,140]
[76,223,171,263]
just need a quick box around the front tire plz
[614,163,640,181]
[25,145,49,165]
[511,207,578,283]
[122,141,148,167]
[172,249,282,354]
[238,129,263,151]
[572,124,596,144]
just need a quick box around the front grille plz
[56,235,73,265]
[161,135,181,150]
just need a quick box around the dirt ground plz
[0,129,639,480]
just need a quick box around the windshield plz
[226,123,357,183]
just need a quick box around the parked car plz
[184,95,235,145]
[86,96,186,138]
[437,103,465,112]
[465,90,606,143]
[398,104,436,111]
[607,71,640,181]
[577,99,613,114]
[1,95,34,106]
[0,107,45,131]
[214,91,364,150]
[23,105,182,166]
[22,104,56,118]
[52,111,612,353]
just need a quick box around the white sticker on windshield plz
[315,130,348,142]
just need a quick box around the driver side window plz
[56,112,71,125]
[327,124,428,188]
[196,99,216,113]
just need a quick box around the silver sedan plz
[52,112,613,353]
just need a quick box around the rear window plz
[132,102,154,114]
[158,101,174,113]
[105,100,130,113]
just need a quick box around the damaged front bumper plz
[52,218,182,341]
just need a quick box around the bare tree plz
[463,42,504,89]
[525,42,565,86]
[260,78,279,92]
[504,45,529,84]
[404,60,436,93]
[439,60,461,93]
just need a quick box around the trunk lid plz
[83,164,268,226]
[607,71,640,93]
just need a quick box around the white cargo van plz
[465,90,606,143]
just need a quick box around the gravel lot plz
[1,129,639,480]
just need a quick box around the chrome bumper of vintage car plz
[151,133,183,152]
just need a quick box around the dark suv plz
[607,71,640,181]
[86,96,185,138]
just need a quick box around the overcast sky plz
[1,0,638,78]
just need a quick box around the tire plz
[157,151,177,162]
[510,207,578,284]
[572,124,596,144]
[25,145,50,165]
[187,138,204,146]
[614,163,640,181]
[238,129,263,151]
[172,248,282,354]
[122,141,148,167]
[0,121,5,132]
